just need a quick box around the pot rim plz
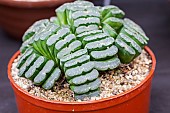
[0,0,73,8]
[8,46,156,110]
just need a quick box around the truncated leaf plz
[25,56,47,80]
[42,68,61,90]
[85,37,114,51]
[17,48,33,68]
[18,53,38,77]
[69,69,99,85]
[103,17,123,31]
[70,78,101,94]
[94,57,121,71]
[34,60,55,85]
[65,62,94,79]
[64,55,90,71]
[115,38,136,63]
[90,45,118,60]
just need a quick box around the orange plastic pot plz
[8,46,156,113]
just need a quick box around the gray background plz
[0,0,170,113]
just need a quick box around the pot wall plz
[8,46,156,113]
[12,79,151,113]
[0,0,73,39]
[0,5,55,39]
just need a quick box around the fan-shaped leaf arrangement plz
[17,0,149,100]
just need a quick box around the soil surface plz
[11,50,152,102]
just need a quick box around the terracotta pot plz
[0,0,74,39]
[8,46,156,113]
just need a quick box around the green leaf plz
[90,45,118,61]
[85,37,114,52]
[64,55,90,71]
[73,1,94,7]
[117,33,142,57]
[103,17,123,31]
[77,30,102,41]
[101,5,119,18]
[25,56,47,80]
[70,78,101,94]
[83,32,109,45]
[120,28,146,47]
[55,3,68,25]
[18,53,38,77]
[46,27,70,46]
[68,69,99,85]
[42,68,61,90]
[17,48,33,69]
[22,19,49,41]
[94,56,120,71]
[34,60,55,85]
[102,23,117,38]
[60,49,88,68]
[57,40,82,59]
[50,17,60,25]
[55,34,76,52]
[75,25,98,35]
[102,7,125,20]
[20,37,33,53]
[115,38,136,63]
[73,17,100,28]
[72,10,100,20]
[65,61,94,80]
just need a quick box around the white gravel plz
[11,50,152,102]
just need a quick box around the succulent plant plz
[17,0,149,100]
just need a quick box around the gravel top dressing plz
[11,50,152,102]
